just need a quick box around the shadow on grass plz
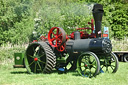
[10,69,80,77]
[11,71,28,74]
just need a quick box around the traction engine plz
[14,4,118,78]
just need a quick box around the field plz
[0,62,128,85]
[0,39,128,85]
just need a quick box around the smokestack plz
[92,4,104,38]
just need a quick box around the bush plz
[0,0,128,45]
[0,0,34,45]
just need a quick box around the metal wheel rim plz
[48,27,66,48]
[100,52,119,73]
[25,43,46,74]
[77,52,100,78]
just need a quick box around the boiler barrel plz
[66,38,112,54]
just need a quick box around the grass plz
[111,38,128,51]
[0,38,128,85]
[0,62,128,85]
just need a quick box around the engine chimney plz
[92,4,104,38]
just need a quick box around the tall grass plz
[0,38,128,64]
[111,37,128,51]
[0,43,27,66]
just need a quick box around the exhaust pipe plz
[92,4,104,38]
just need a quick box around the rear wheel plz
[100,52,119,73]
[24,42,56,74]
[77,52,100,78]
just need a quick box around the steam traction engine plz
[14,4,118,77]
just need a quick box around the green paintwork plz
[24,42,47,74]
[56,57,67,63]
[14,52,24,65]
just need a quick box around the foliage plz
[33,0,92,37]
[84,0,128,39]
[0,43,26,61]
[0,0,128,45]
[0,0,34,45]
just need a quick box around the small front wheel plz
[77,52,100,78]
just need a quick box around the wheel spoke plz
[84,56,89,61]
[39,54,45,58]
[101,65,105,69]
[58,33,62,37]
[77,65,85,68]
[29,61,35,67]
[92,66,96,69]
[28,54,34,58]
[37,62,43,72]
[83,69,86,75]
[92,60,96,65]
[37,46,41,55]
[81,59,86,63]
[89,69,92,77]
[51,32,56,36]
[110,66,114,70]
[33,47,38,56]
[55,40,57,46]
[39,60,46,64]
[56,28,59,35]
[51,38,56,42]
[111,65,116,68]
[57,38,62,43]
[32,47,35,53]
[111,60,115,63]
[34,63,37,73]
[106,66,109,72]
[70,61,73,65]
[91,59,95,63]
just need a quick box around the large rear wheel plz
[24,42,56,74]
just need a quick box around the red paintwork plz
[56,44,66,52]
[32,40,38,43]
[48,27,63,47]
[85,64,87,67]
[32,19,108,52]
[34,57,38,61]
[40,35,47,41]
[69,19,96,39]
[102,34,108,37]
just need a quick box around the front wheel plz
[77,52,100,78]
[100,52,119,73]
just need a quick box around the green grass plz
[0,62,128,85]
[0,39,128,85]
